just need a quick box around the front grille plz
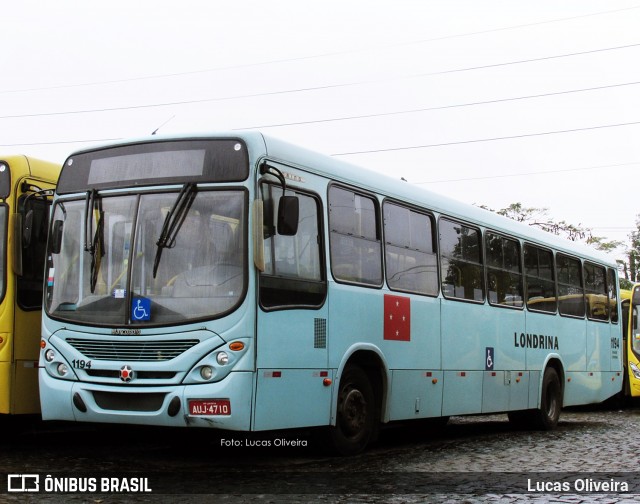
[86,369,177,379]
[66,338,200,361]
[92,391,166,412]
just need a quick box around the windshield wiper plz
[153,183,197,278]
[84,189,105,293]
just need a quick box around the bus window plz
[485,233,523,308]
[439,218,483,302]
[383,202,437,296]
[260,183,325,309]
[329,186,382,286]
[524,245,557,313]
[556,254,585,318]
[584,262,608,321]
[608,268,619,323]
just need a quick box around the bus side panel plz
[442,371,482,415]
[481,370,530,413]
[524,312,579,371]
[255,304,330,430]
[510,371,531,410]
[327,284,383,368]
[253,369,333,430]
[13,310,41,362]
[0,362,10,414]
[384,295,443,421]
[12,308,41,414]
[586,320,609,373]
[484,308,525,370]
[388,370,443,420]
[481,371,510,413]
[11,362,39,414]
[441,300,488,371]
[380,295,441,370]
[0,285,13,414]
[563,371,606,406]
[610,320,622,375]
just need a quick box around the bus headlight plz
[630,362,640,380]
[57,363,69,376]
[45,349,56,362]
[200,366,214,380]
[216,352,229,366]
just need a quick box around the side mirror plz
[0,161,11,200]
[51,220,64,254]
[277,196,299,236]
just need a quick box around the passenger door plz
[254,170,331,430]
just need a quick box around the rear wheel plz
[534,366,562,430]
[329,365,376,456]
[508,366,562,430]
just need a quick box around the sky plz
[2,0,640,262]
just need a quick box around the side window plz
[17,195,51,310]
[329,186,382,286]
[439,218,483,302]
[485,233,523,308]
[383,202,437,296]
[556,254,585,317]
[524,245,556,313]
[259,184,325,309]
[608,268,619,323]
[584,262,608,321]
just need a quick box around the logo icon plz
[120,365,134,383]
[132,297,151,321]
[485,347,494,371]
[8,474,40,492]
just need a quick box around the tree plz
[481,204,640,289]
[621,214,640,288]
[478,202,621,250]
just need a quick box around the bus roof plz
[64,131,616,267]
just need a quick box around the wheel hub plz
[341,389,367,435]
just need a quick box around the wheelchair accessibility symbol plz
[132,297,151,321]
[485,347,494,371]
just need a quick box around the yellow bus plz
[621,286,640,398]
[0,155,59,415]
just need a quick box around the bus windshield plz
[45,189,246,326]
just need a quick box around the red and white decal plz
[384,294,411,341]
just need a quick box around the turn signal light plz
[229,341,245,351]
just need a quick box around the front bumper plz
[39,369,254,430]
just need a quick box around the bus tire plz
[533,366,562,430]
[329,365,375,456]
[508,367,562,430]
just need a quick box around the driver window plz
[259,183,325,309]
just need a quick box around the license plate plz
[189,399,231,416]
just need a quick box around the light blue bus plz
[39,132,622,454]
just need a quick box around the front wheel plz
[328,365,376,456]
